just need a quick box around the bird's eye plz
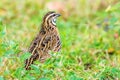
[53,14,55,16]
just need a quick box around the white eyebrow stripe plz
[45,13,56,21]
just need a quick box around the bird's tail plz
[25,53,39,70]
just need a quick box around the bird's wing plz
[28,32,44,53]
[53,35,61,52]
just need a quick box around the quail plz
[25,11,61,70]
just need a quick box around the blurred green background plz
[0,0,120,80]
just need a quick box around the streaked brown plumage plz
[25,11,61,70]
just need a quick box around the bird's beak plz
[56,13,61,17]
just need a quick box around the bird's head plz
[43,11,61,26]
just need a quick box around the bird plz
[25,11,61,70]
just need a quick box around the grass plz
[0,0,120,80]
